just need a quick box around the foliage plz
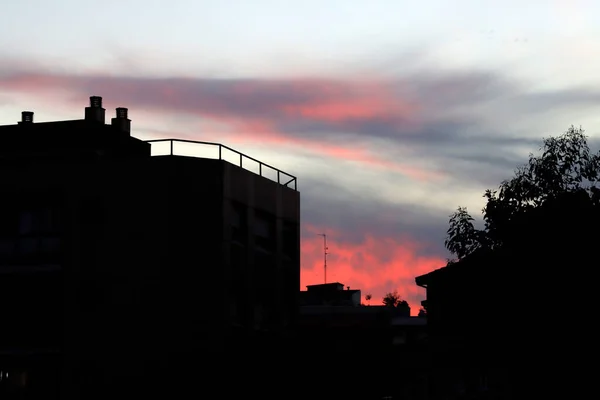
[365,293,372,305]
[418,307,427,317]
[445,207,484,259]
[382,290,403,307]
[445,126,600,259]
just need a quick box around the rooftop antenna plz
[317,233,328,284]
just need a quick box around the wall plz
[0,154,228,398]
[223,161,300,335]
[0,151,301,397]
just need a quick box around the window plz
[17,208,61,235]
[0,203,63,264]
[282,221,298,259]
[18,211,34,235]
[0,239,15,256]
[253,211,275,252]
[230,202,247,245]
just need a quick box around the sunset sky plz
[2,0,600,313]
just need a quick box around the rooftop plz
[305,282,348,291]
[0,96,297,191]
[146,139,297,191]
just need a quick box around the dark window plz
[0,203,63,264]
[0,239,16,256]
[17,208,58,235]
[230,202,247,245]
[282,221,298,259]
[253,211,275,252]
[18,211,34,234]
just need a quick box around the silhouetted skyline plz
[1,93,595,399]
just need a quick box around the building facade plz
[0,97,300,398]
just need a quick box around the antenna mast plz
[318,233,328,284]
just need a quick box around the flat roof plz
[146,138,297,191]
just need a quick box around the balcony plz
[145,139,297,191]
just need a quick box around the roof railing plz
[145,139,297,191]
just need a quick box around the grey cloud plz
[505,89,600,113]
[399,70,518,106]
[3,66,596,160]
[299,175,449,258]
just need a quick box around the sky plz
[2,0,600,314]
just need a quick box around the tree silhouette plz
[365,293,372,305]
[445,126,600,260]
[382,290,402,307]
[418,307,427,317]
[445,207,485,259]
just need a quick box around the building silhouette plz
[0,97,300,399]
[295,282,429,399]
[416,254,511,399]
[299,281,362,306]
[415,191,600,399]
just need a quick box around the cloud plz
[3,61,600,311]
[296,175,454,314]
[3,67,595,181]
[301,224,445,313]
[0,72,448,182]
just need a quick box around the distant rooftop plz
[300,282,361,307]
[305,282,348,291]
[0,96,297,191]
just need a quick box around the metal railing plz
[145,139,298,191]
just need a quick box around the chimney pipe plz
[85,96,105,123]
[111,107,130,134]
[19,111,34,124]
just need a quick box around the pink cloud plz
[301,224,445,315]
[0,72,444,182]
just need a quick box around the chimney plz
[84,96,105,123]
[111,107,130,134]
[19,111,34,124]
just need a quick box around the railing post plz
[277,170,280,184]
[295,179,297,191]
[170,140,173,155]
[259,163,262,176]
[240,153,243,168]
[219,145,222,160]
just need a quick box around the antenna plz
[317,233,328,284]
